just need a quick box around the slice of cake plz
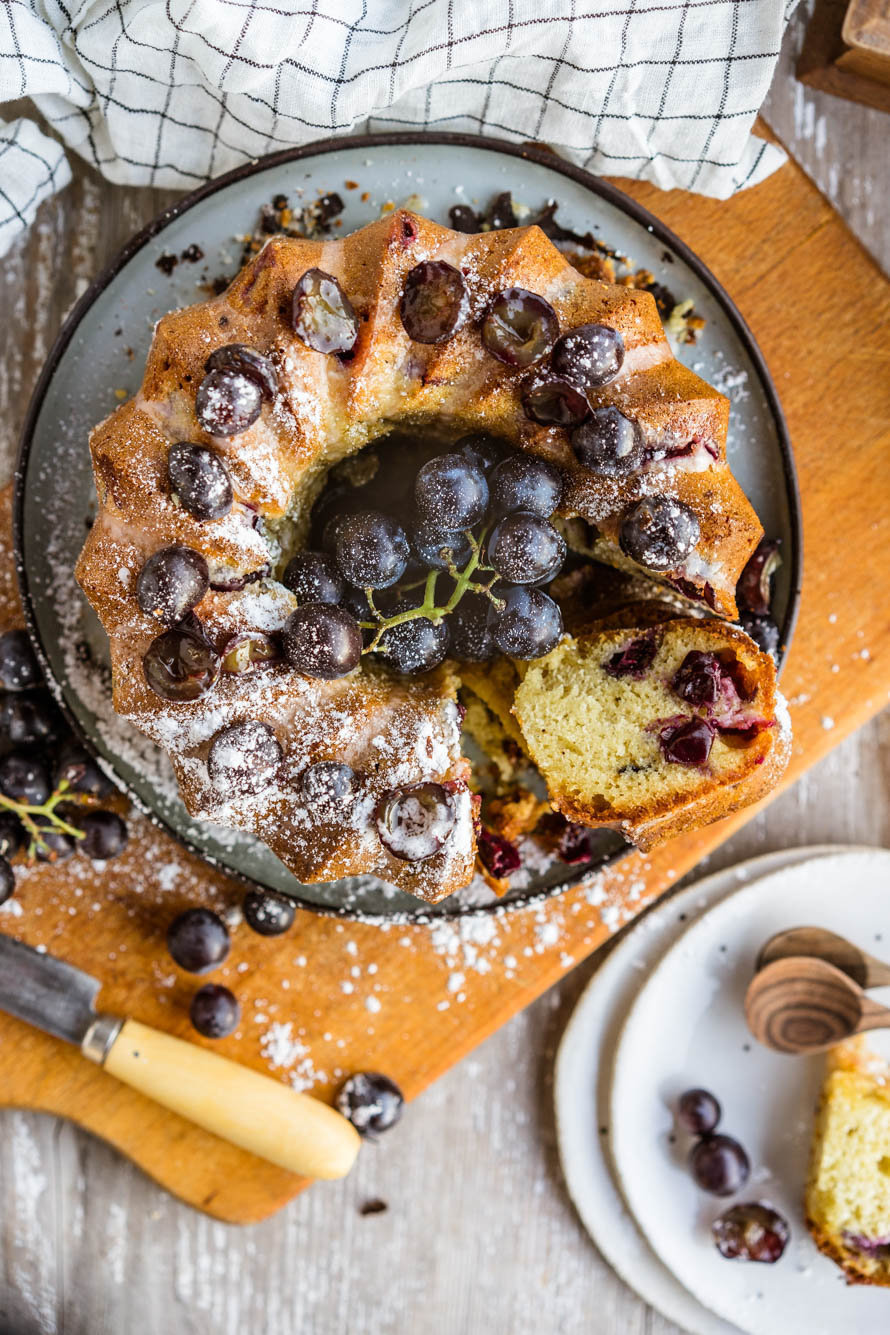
[511,617,789,849]
[806,1038,890,1285]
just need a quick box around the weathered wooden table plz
[1,13,888,1333]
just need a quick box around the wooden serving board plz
[0,140,888,1225]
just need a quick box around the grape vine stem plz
[359,529,504,653]
[0,782,86,860]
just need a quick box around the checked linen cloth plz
[0,1,797,257]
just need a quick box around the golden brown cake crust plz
[77,210,764,901]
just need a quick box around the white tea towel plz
[0,0,797,258]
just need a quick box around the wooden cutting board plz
[0,140,887,1224]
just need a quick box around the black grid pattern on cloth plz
[0,0,794,253]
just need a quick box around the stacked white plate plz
[554,846,890,1335]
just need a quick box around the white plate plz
[555,845,837,1335]
[610,848,890,1335]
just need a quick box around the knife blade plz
[0,933,360,1179]
[0,933,116,1052]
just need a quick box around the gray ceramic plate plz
[15,133,801,921]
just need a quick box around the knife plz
[0,934,360,1179]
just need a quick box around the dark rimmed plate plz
[14,133,802,921]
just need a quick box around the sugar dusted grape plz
[552,322,624,389]
[336,1071,404,1137]
[381,615,450,675]
[282,550,345,605]
[207,720,283,796]
[0,630,41,691]
[204,344,278,400]
[414,454,488,533]
[487,512,566,585]
[489,453,563,518]
[572,406,645,476]
[167,443,233,521]
[619,496,700,571]
[243,888,296,937]
[195,368,262,437]
[376,782,457,861]
[489,584,563,659]
[282,603,363,680]
[335,511,409,590]
[136,545,209,626]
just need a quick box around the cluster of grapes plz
[280,434,569,680]
[676,1087,790,1263]
[0,630,128,903]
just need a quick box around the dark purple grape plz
[739,612,780,661]
[143,622,221,702]
[489,453,563,518]
[603,632,658,680]
[619,496,701,571]
[242,888,296,937]
[489,584,563,659]
[572,406,645,476]
[482,288,559,368]
[220,631,281,675]
[712,1203,789,1262]
[448,593,496,661]
[414,454,488,533]
[487,513,566,585]
[521,376,589,427]
[190,983,241,1038]
[208,720,282,796]
[689,1134,750,1196]
[737,538,781,617]
[33,820,75,863]
[672,651,734,708]
[0,856,14,904]
[376,782,457,861]
[677,1088,721,1136]
[195,368,263,437]
[136,545,209,626]
[0,692,62,747]
[0,811,24,859]
[167,907,230,974]
[658,717,715,767]
[167,443,234,521]
[409,524,472,571]
[399,261,468,343]
[335,511,410,589]
[457,433,509,476]
[0,630,41,691]
[381,616,450,675]
[552,322,625,389]
[0,752,50,805]
[54,741,115,798]
[449,204,482,233]
[204,344,279,400]
[336,1071,404,1138]
[282,550,345,605]
[292,268,358,355]
[301,761,357,805]
[78,810,128,861]
[477,829,521,878]
[556,821,594,865]
[282,603,363,680]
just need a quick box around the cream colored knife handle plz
[83,1016,360,1179]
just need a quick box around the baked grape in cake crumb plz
[336,1071,404,1137]
[143,622,221,701]
[204,343,279,400]
[521,375,589,427]
[552,321,625,389]
[243,888,296,937]
[482,288,559,367]
[301,761,357,805]
[195,367,263,437]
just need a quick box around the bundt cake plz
[806,1038,890,1285]
[76,208,773,903]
